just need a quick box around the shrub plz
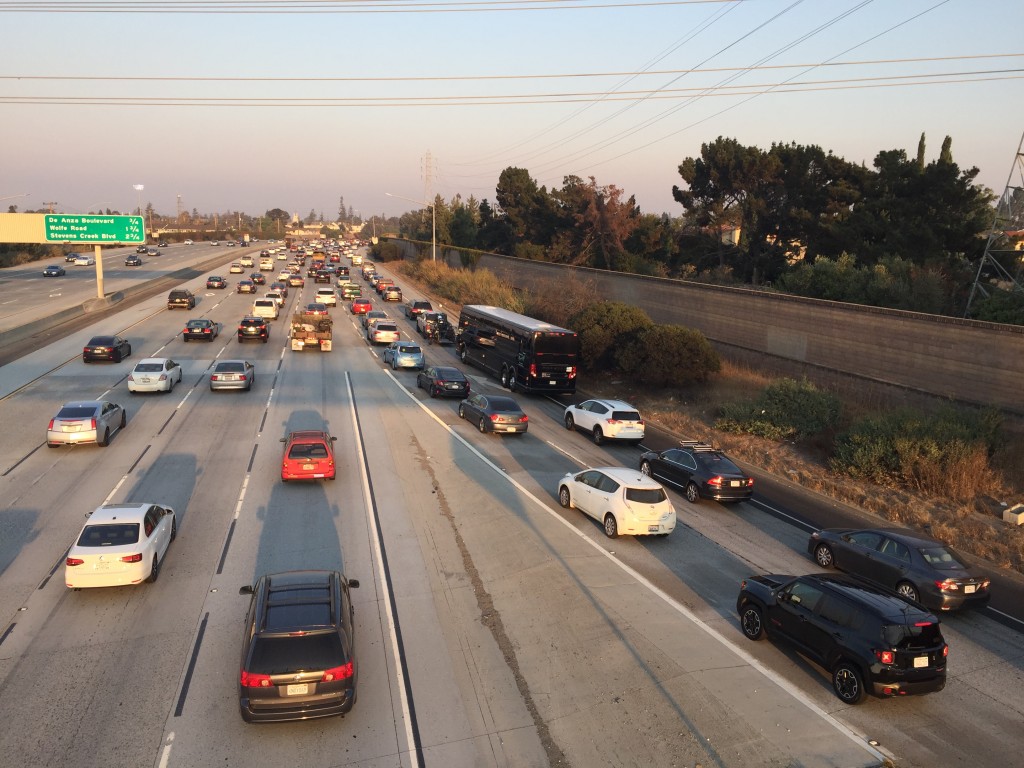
[521,271,598,329]
[830,407,1001,500]
[569,301,652,371]
[715,377,842,440]
[615,324,720,387]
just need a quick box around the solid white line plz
[345,372,417,762]
[748,497,817,530]
[233,476,250,521]
[157,732,174,768]
[987,606,1024,628]
[381,368,886,765]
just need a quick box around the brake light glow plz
[90,418,97,430]
[48,419,55,430]
[935,579,960,591]
[322,662,353,682]
[874,649,895,664]
[519,415,529,423]
[568,366,577,379]
[66,557,84,566]
[120,553,143,563]
[529,363,538,378]
[240,670,273,688]
[708,476,724,488]
[943,644,949,658]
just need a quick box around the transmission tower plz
[422,150,436,206]
[176,194,184,222]
[965,130,1024,317]
[42,201,59,213]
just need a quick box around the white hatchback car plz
[563,399,645,445]
[65,503,177,588]
[558,467,675,538]
[315,287,337,306]
[128,357,183,393]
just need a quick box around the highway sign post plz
[43,214,145,244]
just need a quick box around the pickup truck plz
[290,311,333,351]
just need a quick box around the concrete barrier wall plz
[392,240,1024,412]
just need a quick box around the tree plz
[338,196,346,222]
[305,208,317,225]
[265,208,289,225]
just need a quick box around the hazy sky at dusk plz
[2,0,1022,221]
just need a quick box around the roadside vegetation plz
[389,256,1024,575]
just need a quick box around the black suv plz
[736,572,948,704]
[167,289,196,310]
[406,300,433,319]
[237,316,270,343]
[639,440,753,504]
[238,570,359,723]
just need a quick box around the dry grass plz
[391,260,1024,576]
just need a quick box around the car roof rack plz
[678,440,719,452]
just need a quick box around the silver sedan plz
[209,359,255,392]
[128,358,183,393]
[47,400,126,447]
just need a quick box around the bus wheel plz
[501,368,511,388]
[459,347,468,362]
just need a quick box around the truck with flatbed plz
[289,311,333,351]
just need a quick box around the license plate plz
[302,463,315,470]
[62,425,80,432]
[913,656,929,668]
[285,683,309,696]
[505,427,516,432]
[730,480,741,487]
[648,525,660,532]
[964,584,976,594]
[140,378,151,383]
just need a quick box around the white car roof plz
[581,398,638,411]
[134,357,171,366]
[588,467,662,488]
[87,503,156,524]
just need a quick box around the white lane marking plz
[987,606,1024,629]
[103,473,130,504]
[748,497,817,531]
[380,367,887,764]
[157,731,174,768]
[345,372,417,762]
[233,475,250,520]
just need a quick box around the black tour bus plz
[456,305,579,394]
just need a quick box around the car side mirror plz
[330,436,337,442]
[239,585,254,595]
[348,579,360,589]
[279,438,286,443]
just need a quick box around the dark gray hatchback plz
[238,570,359,723]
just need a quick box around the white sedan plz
[127,357,183,393]
[74,254,96,266]
[557,467,675,538]
[65,503,177,588]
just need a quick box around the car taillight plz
[238,374,247,381]
[90,418,97,430]
[48,419,55,430]
[707,476,724,488]
[158,374,167,381]
[746,478,755,487]
[489,414,500,421]
[568,366,577,379]
[874,649,895,664]
[935,579,959,591]
[182,328,188,334]
[322,662,353,682]
[519,415,529,423]
[240,670,273,688]
[529,363,538,378]
[943,644,949,658]
[120,553,143,563]
[66,557,84,566]
[204,328,211,334]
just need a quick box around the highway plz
[0,245,1022,768]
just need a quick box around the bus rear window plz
[533,333,578,355]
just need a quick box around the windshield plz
[533,332,579,356]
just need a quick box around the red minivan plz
[280,431,337,482]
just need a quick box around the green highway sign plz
[44,214,146,244]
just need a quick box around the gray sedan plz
[209,360,255,392]
[382,341,424,370]
[458,394,529,435]
[47,400,126,447]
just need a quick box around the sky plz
[1,0,1022,223]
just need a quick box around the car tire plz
[640,460,652,477]
[146,555,159,584]
[558,486,572,508]
[740,604,765,640]
[508,375,517,393]
[478,418,487,434]
[564,413,575,431]
[832,661,866,704]
[592,427,604,445]
[501,367,511,388]
[430,386,437,398]
[120,412,126,429]
[814,543,835,569]
[183,337,189,343]
[685,482,701,504]
[114,352,122,363]
[125,345,131,357]
[47,442,58,448]
[170,516,177,542]
[458,405,466,419]
[98,428,110,447]
[896,581,920,603]
[459,347,468,363]
[603,514,619,538]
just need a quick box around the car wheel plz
[603,514,619,539]
[146,555,160,584]
[114,352,122,363]
[501,368,511,388]
[125,344,131,357]
[564,413,575,431]
[896,581,920,603]
[98,428,110,447]
[814,543,835,569]
[47,442,58,448]
[508,375,518,393]
[592,427,604,445]
[430,386,438,398]
[170,516,177,542]
[640,461,652,477]
[183,336,189,343]
[685,482,700,504]
[832,661,866,704]
[458,405,466,419]
[459,347,468,362]
[478,418,488,434]
[558,486,572,508]
[740,604,764,640]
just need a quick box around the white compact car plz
[74,254,96,266]
[315,287,337,306]
[558,467,675,538]
[563,399,645,445]
[65,503,177,588]
[127,357,183,393]
[252,298,280,320]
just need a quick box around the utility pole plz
[176,194,184,223]
[42,201,59,213]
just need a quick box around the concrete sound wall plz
[393,240,1024,412]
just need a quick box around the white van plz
[252,298,280,320]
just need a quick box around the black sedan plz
[237,279,256,294]
[808,527,992,612]
[639,441,754,504]
[206,275,227,289]
[124,254,143,267]
[417,366,470,399]
[182,318,222,342]
[83,335,132,363]
[43,264,66,277]
[136,245,148,254]
[250,272,266,285]
[458,394,528,435]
